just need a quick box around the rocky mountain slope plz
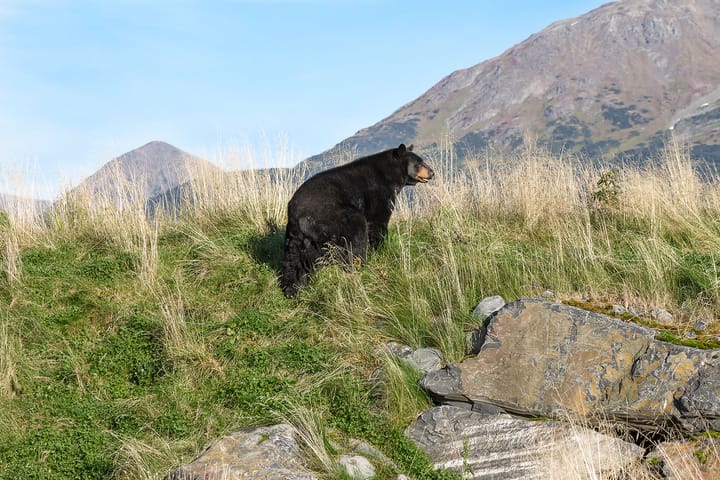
[305,0,720,169]
[72,141,221,205]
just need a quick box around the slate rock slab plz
[405,405,643,480]
[165,424,317,480]
[421,299,720,434]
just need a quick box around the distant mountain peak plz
[133,140,187,155]
[73,141,221,203]
[143,140,174,147]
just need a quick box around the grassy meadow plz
[1,142,719,479]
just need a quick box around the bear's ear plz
[397,144,407,155]
[407,144,414,152]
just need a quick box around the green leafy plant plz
[592,168,621,211]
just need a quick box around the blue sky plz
[0,0,608,199]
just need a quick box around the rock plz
[694,318,710,332]
[386,341,414,359]
[421,365,465,405]
[467,296,505,355]
[350,439,393,467]
[408,347,443,374]
[405,405,643,480]
[651,307,674,326]
[338,455,375,479]
[471,295,506,320]
[164,424,317,480]
[611,304,626,316]
[420,299,720,434]
[540,290,555,299]
[387,342,443,374]
[648,438,720,479]
[465,327,486,356]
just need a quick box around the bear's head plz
[394,144,434,186]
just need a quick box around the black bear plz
[281,144,434,296]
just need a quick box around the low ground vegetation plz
[1,142,719,478]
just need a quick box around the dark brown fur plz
[281,144,434,296]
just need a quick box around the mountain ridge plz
[304,0,720,170]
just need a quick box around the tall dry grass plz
[45,161,162,289]
[0,193,50,288]
[156,285,222,376]
[2,225,22,287]
[157,142,308,231]
[0,312,20,398]
[3,140,718,348]
[2,140,720,478]
[109,431,187,480]
[278,403,338,476]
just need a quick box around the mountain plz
[0,193,51,217]
[145,166,295,219]
[305,0,720,169]
[72,141,222,205]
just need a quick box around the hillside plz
[304,0,720,170]
[72,141,222,206]
[2,144,720,478]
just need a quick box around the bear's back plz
[290,154,394,212]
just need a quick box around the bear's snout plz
[416,164,434,183]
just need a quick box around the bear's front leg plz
[368,222,388,250]
[367,202,392,250]
[337,212,369,265]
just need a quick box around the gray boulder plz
[405,405,643,480]
[387,342,444,374]
[386,341,414,359]
[471,295,506,320]
[694,317,710,331]
[407,347,444,374]
[651,306,674,326]
[337,455,376,479]
[421,299,720,434]
[164,424,317,480]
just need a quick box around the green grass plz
[0,217,456,479]
[1,144,719,478]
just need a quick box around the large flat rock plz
[405,405,643,480]
[421,299,720,434]
[165,424,317,480]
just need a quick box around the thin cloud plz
[0,0,61,18]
